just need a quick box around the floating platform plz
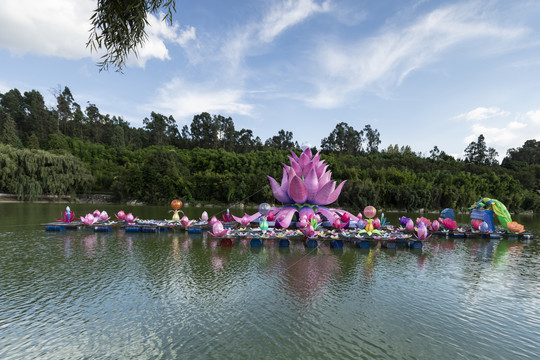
[42,221,534,251]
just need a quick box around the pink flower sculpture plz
[80,213,97,225]
[208,221,229,237]
[266,148,359,228]
[98,211,110,222]
[297,215,309,228]
[301,223,317,238]
[92,209,101,218]
[431,220,440,231]
[373,218,381,229]
[209,216,219,225]
[115,211,126,221]
[125,213,138,225]
[414,221,431,240]
[332,218,346,230]
[56,207,75,223]
[200,211,209,222]
[180,215,194,227]
[405,219,415,231]
[439,218,458,230]
[232,213,259,227]
[416,217,431,228]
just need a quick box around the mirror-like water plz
[1,203,539,359]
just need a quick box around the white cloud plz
[0,0,95,59]
[0,1,195,68]
[307,1,526,108]
[149,77,253,121]
[527,110,540,124]
[258,0,330,42]
[221,0,331,71]
[454,106,511,121]
[463,110,540,159]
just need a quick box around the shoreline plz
[0,193,535,215]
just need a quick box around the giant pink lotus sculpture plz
[266,147,359,228]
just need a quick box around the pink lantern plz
[363,206,376,219]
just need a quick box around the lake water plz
[1,203,539,359]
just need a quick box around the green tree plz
[320,122,362,154]
[143,112,178,146]
[265,129,297,150]
[504,139,540,165]
[363,124,381,154]
[0,114,23,148]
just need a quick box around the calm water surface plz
[1,203,539,359]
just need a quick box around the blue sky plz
[1,0,540,159]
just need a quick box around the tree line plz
[1,86,539,212]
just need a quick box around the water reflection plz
[2,221,539,360]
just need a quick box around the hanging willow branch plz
[87,0,176,72]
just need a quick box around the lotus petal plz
[316,164,328,179]
[288,175,308,204]
[299,148,312,167]
[289,156,302,176]
[290,150,299,163]
[312,181,335,205]
[325,180,346,204]
[280,169,289,193]
[316,207,336,223]
[274,206,297,228]
[302,162,314,179]
[268,176,292,204]
[304,168,319,202]
[318,170,331,190]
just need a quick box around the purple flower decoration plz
[399,216,411,227]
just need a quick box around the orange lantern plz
[171,199,183,221]
[171,199,183,210]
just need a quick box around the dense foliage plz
[1,87,539,212]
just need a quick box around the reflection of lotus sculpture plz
[268,148,359,228]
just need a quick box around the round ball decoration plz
[171,199,183,210]
[363,206,377,219]
[258,203,272,217]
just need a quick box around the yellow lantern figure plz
[171,199,183,221]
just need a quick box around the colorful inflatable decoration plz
[440,208,455,221]
[414,221,431,240]
[267,147,359,228]
[170,199,183,221]
[57,206,75,223]
[469,197,522,233]
[208,221,229,237]
[258,202,271,234]
[439,217,458,230]
[358,206,381,236]
[222,209,233,222]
